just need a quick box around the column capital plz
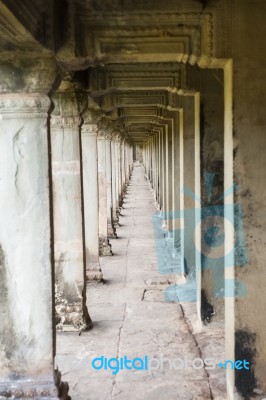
[51,77,87,128]
[97,117,114,140]
[113,132,124,143]
[82,100,102,136]
[50,114,82,128]
[104,132,113,141]
[82,123,98,136]
[0,93,51,119]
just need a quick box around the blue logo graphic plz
[91,356,148,375]
[152,172,248,302]
[217,360,250,370]
[91,356,250,374]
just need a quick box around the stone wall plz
[232,0,266,394]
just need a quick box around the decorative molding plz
[0,93,50,119]
[81,12,213,63]
[97,116,115,138]
[51,79,88,125]
[50,115,82,127]
[81,124,98,136]
[82,106,102,126]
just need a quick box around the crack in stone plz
[179,302,214,400]
[141,288,147,300]
[111,303,127,400]
[13,126,24,197]
[111,181,135,399]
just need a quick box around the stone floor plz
[56,165,226,400]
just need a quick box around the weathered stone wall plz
[232,0,266,394]
[199,69,225,324]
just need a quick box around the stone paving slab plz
[57,165,226,400]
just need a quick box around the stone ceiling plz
[0,0,228,144]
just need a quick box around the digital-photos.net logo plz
[91,355,250,375]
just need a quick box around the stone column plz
[161,127,168,228]
[155,132,160,204]
[51,83,92,331]
[145,141,149,180]
[148,141,151,176]
[172,110,183,257]
[155,133,160,202]
[114,135,121,214]
[111,138,119,226]
[152,138,156,187]
[127,142,131,181]
[143,143,146,171]
[128,143,133,174]
[149,140,152,182]
[165,120,173,234]
[159,130,164,209]
[97,127,112,256]
[0,84,67,397]
[143,143,147,173]
[182,95,200,278]
[124,142,129,184]
[116,134,123,208]
[106,133,117,238]
[199,69,225,323]
[81,107,103,281]
[120,138,126,197]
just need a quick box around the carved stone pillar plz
[113,133,123,217]
[116,134,123,208]
[161,127,167,226]
[181,96,198,278]
[51,82,92,331]
[81,107,103,281]
[111,138,119,226]
[172,111,183,257]
[97,125,112,256]
[121,138,126,197]
[124,142,129,184]
[165,119,173,234]
[154,135,159,201]
[125,141,132,183]
[105,133,117,238]
[0,61,68,397]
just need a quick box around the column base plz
[86,263,104,282]
[0,370,69,399]
[116,206,122,217]
[118,196,124,208]
[108,223,117,239]
[161,221,168,231]
[99,237,112,256]
[55,302,93,332]
[112,214,120,227]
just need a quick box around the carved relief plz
[50,116,82,127]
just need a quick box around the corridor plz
[56,165,225,400]
[1,2,266,398]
